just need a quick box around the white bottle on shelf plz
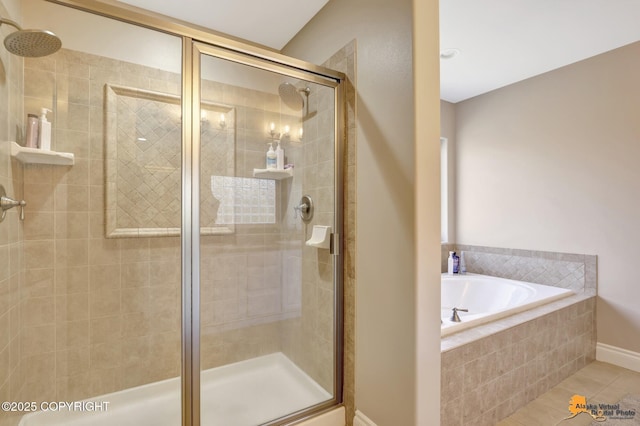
[447,251,454,275]
[275,140,284,170]
[38,108,52,151]
[266,143,277,169]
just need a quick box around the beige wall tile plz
[55,239,89,267]
[22,325,55,356]
[55,212,89,239]
[55,266,89,295]
[121,262,150,288]
[0,312,9,354]
[56,371,91,402]
[56,320,89,351]
[88,239,120,265]
[24,183,55,211]
[24,212,54,240]
[23,297,55,327]
[24,240,54,270]
[54,184,89,212]
[56,293,89,322]
[90,316,122,345]
[90,289,121,319]
[90,342,121,371]
[89,212,105,238]
[56,129,91,159]
[120,239,150,263]
[24,68,55,100]
[89,265,120,292]
[89,367,122,396]
[25,268,54,298]
[56,347,90,378]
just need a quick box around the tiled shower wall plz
[281,39,357,408]
[0,2,25,425]
[18,47,325,404]
[279,70,336,392]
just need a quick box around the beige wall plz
[284,0,442,424]
[454,41,640,353]
[414,0,443,424]
[440,101,456,244]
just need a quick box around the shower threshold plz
[19,353,332,426]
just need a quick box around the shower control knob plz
[294,195,314,223]
[0,185,26,222]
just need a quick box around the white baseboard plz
[353,410,378,426]
[596,342,640,373]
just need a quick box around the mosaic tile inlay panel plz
[105,84,235,237]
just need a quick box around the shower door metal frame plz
[191,41,345,426]
[45,2,346,425]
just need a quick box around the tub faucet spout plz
[450,307,468,322]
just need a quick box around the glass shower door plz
[193,43,343,425]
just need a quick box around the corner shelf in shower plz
[10,141,74,166]
[252,168,293,180]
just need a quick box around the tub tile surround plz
[441,244,596,294]
[441,297,596,426]
[440,245,597,425]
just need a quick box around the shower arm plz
[0,18,22,31]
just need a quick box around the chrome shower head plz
[278,82,309,111]
[1,18,62,57]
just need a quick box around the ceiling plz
[116,0,640,104]
[115,0,329,50]
[440,0,640,103]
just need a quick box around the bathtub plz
[441,273,573,336]
[19,353,342,426]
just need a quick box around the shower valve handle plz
[293,195,313,223]
[1,196,26,221]
[294,202,309,213]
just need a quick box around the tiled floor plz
[498,361,640,426]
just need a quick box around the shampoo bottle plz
[447,251,454,275]
[38,108,52,151]
[453,252,460,274]
[275,140,284,170]
[266,143,277,169]
[25,114,39,148]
